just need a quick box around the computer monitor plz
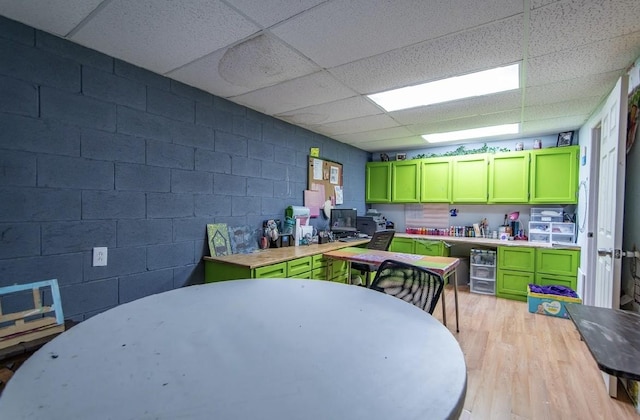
[330,208,357,236]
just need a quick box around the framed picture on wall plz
[557,131,574,147]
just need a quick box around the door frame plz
[583,125,601,306]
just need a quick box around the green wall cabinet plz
[391,160,421,202]
[488,151,530,203]
[452,154,488,203]
[365,162,392,203]
[529,146,579,204]
[420,157,452,203]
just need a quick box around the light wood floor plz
[433,285,638,419]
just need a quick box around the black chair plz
[370,259,445,315]
[352,229,395,286]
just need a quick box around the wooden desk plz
[324,247,461,332]
[565,303,640,381]
[0,280,467,419]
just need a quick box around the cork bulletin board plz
[307,157,343,205]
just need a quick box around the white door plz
[594,76,628,396]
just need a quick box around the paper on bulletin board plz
[304,189,323,217]
[329,166,339,184]
[313,159,323,180]
[334,186,343,205]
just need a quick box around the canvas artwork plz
[207,224,232,257]
[229,225,260,254]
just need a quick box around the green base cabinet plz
[390,237,415,253]
[496,246,580,301]
[496,247,536,301]
[414,239,450,257]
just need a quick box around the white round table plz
[0,279,467,419]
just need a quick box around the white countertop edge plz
[396,233,580,250]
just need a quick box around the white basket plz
[530,208,563,222]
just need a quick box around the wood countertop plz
[202,239,370,269]
[396,233,581,250]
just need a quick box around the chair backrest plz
[370,259,444,314]
[366,229,395,251]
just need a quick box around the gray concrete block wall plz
[0,16,369,322]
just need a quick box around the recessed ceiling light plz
[422,123,520,143]
[367,63,520,112]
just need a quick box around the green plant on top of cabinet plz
[392,160,421,203]
[488,151,530,203]
[452,154,489,203]
[420,157,452,203]
[365,162,391,203]
[529,146,579,204]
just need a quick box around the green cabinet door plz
[391,160,421,203]
[488,151,530,203]
[535,248,580,277]
[497,269,534,301]
[365,162,392,203]
[420,157,452,203]
[529,146,579,204]
[414,239,450,257]
[452,154,488,203]
[497,246,535,271]
[390,237,415,253]
[535,273,576,290]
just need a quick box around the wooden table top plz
[203,239,370,269]
[323,247,460,277]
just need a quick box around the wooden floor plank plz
[434,285,638,419]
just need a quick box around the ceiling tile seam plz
[65,0,115,38]
[520,0,531,127]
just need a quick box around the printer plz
[356,209,387,236]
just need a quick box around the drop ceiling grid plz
[524,71,621,106]
[230,71,356,115]
[521,115,587,133]
[332,126,415,143]
[328,15,524,95]
[390,90,523,126]
[226,0,328,29]
[275,96,383,126]
[310,114,400,136]
[527,0,640,58]
[168,34,320,98]
[70,0,260,74]
[406,109,522,135]
[271,0,524,69]
[0,0,102,36]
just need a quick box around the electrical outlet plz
[93,247,108,267]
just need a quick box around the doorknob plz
[597,248,612,257]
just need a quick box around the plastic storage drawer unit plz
[470,249,496,295]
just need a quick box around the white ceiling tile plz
[329,15,524,95]
[526,32,640,86]
[272,0,523,68]
[0,0,102,36]
[168,34,320,98]
[334,127,414,143]
[529,0,640,58]
[275,96,382,126]
[354,136,428,152]
[71,0,259,74]
[391,90,522,126]
[524,71,620,106]
[523,96,602,120]
[521,115,586,135]
[312,114,399,136]
[227,0,327,28]
[407,110,522,135]
[530,0,561,10]
[230,71,355,115]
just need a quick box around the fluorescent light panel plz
[368,63,520,112]
[422,123,520,143]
